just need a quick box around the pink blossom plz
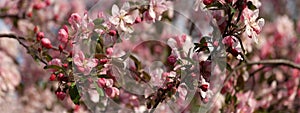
[109,2,135,33]
[97,78,114,88]
[222,36,234,47]
[167,55,177,65]
[144,0,169,22]
[48,58,62,66]
[73,51,98,75]
[57,28,69,43]
[68,13,82,30]
[203,0,214,5]
[243,9,265,43]
[106,47,114,56]
[36,32,44,41]
[105,87,120,98]
[48,58,62,72]
[41,38,52,49]
[236,91,257,113]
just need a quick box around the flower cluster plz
[2,0,300,113]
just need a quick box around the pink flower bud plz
[34,26,39,33]
[97,12,104,18]
[222,36,234,47]
[167,55,177,65]
[55,91,66,100]
[63,63,68,68]
[59,44,64,52]
[38,48,42,53]
[45,0,51,6]
[97,78,107,87]
[74,105,80,112]
[58,28,69,43]
[69,51,73,57]
[108,30,117,36]
[162,72,169,78]
[48,58,62,66]
[41,38,52,49]
[135,17,142,23]
[58,73,64,79]
[99,58,109,64]
[33,3,45,10]
[68,13,82,29]
[200,84,209,92]
[203,0,214,5]
[105,87,120,98]
[63,25,69,34]
[36,32,44,41]
[49,74,56,81]
[27,12,32,17]
[106,47,114,55]
[213,41,219,47]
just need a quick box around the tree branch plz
[0,13,26,19]
[0,33,48,65]
[224,59,300,84]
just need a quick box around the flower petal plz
[112,4,120,17]
[257,18,265,29]
[109,17,120,25]
[123,15,135,24]
[86,58,98,68]
[149,7,156,19]
[119,20,127,31]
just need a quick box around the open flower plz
[243,9,265,43]
[144,0,169,22]
[74,51,98,75]
[109,2,135,33]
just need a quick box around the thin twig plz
[0,13,25,19]
[0,33,48,65]
[224,59,300,84]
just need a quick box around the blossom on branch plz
[243,9,264,43]
[74,51,98,75]
[109,2,135,33]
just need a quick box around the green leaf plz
[229,5,236,14]
[69,85,81,105]
[43,54,53,62]
[193,37,210,53]
[91,32,99,41]
[226,63,233,72]
[247,1,257,10]
[141,71,151,82]
[93,18,104,26]
[44,65,64,71]
[225,94,237,105]
[236,75,244,91]
[94,81,104,96]
[204,1,223,9]
[130,55,142,70]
